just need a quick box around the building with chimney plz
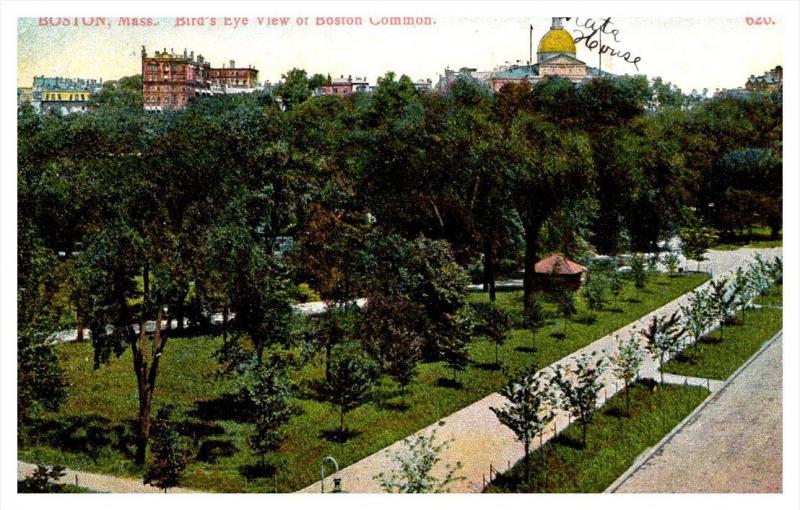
[30,76,104,114]
[318,75,371,96]
[141,47,259,111]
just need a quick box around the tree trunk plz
[339,406,345,434]
[522,225,540,312]
[524,441,531,486]
[131,265,168,466]
[582,422,587,449]
[625,384,630,414]
[76,316,84,342]
[768,217,781,240]
[325,344,332,381]
[484,239,496,302]
[495,342,499,365]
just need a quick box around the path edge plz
[605,329,783,493]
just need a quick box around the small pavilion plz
[534,253,587,291]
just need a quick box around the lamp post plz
[320,456,343,493]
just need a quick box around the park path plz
[16,460,196,493]
[609,333,782,493]
[300,246,781,493]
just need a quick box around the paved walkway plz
[300,247,781,493]
[16,461,196,493]
[611,334,782,493]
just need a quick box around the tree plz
[680,289,712,345]
[609,270,624,307]
[662,252,680,274]
[323,345,377,438]
[521,295,546,353]
[374,428,464,493]
[482,304,511,366]
[708,277,736,341]
[609,335,643,414]
[556,289,578,335]
[506,95,595,311]
[144,405,188,493]
[582,273,609,315]
[18,464,67,493]
[550,352,607,448]
[629,254,648,289]
[680,226,717,272]
[361,295,424,402]
[245,361,294,468]
[273,68,315,110]
[641,311,685,384]
[438,311,471,384]
[490,370,554,486]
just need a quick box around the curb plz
[605,329,783,493]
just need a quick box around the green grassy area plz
[485,381,710,493]
[661,285,782,380]
[711,226,782,251]
[755,284,783,307]
[19,273,708,493]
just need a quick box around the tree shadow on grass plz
[551,434,585,450]
[378,400,411,412]
[197,439,238,463]
[319,428,362,443]
[699,336,724,345]
[673,352,699,364]
[24,414,129,460]
[625,297,642,304]
[435,378,464,390]
[189,392,252,423]
[607,307,624,314]
[176,419,226,449]
[550,332,566,341]
[575,315,597,325]
[603,406,632,419]
[473,361,502,371]
[239,461,278,481]
[515,346,537,353]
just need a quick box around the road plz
[611,333,782,493]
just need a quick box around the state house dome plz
[537,17,577,62]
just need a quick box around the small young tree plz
[374,428,464,493]
[246,361,294,468]
[731,266,754,323]
[680,289,713,345]
[582,273,608,316]
[483,304,511,366]
[439,332,470,384]
[550,352,607,448]
[557,289,578,335]
[144,405,188,493]
[641,311,685,384]
[708,277,736,341]
[18,464,67,493]
[323,345,377,437]
[521,295,546,352]
[680,226,717,272]
[662,252,680,274]
[629,254,648,289]
[490,370,554,486]
[609,270,624,307]
[609,334,643,414]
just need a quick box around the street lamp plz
[320,456,343,493]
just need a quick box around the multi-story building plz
[318,75,371,96]
[437,18,613,94]
[30,76,103,114]
[208,60,260,92]
[141,47,259,111]
[745,65,782,93]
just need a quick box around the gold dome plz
[537,28,576,55]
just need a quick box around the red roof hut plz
[534,253,587,291]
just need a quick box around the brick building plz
[141,47,259,111]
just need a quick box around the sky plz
[17,16,783,93]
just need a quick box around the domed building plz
[488,17,610,92]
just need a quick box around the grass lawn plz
[661,284,782,381]
[19,272,708,493]
[711,226,782,251]
[755,284,783,307]
[485,380,710,493]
